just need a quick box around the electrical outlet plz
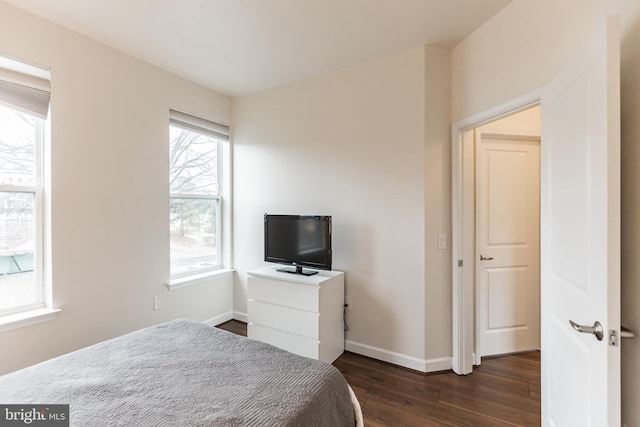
[153,295,162,311]
[344,296,351,310]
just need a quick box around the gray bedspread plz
[0,319,355,426]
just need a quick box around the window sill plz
[0,307,61,333]
[167,268,234,291]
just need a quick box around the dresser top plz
[248,265,344,285]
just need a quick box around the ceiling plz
[4,0,512,97]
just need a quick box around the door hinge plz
[609,329,619,347]
[458,259,463,267]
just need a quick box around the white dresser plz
[247,266,345,363]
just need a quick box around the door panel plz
[541,15,620,426]
[477,134,540,357]
[549,72,590,292]
[487,266,527,329]
[488,150,529,245]
[548,315,590,426]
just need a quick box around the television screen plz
[264,214,332,275]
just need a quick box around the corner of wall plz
[424,45,453,361]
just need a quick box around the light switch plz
[438,233,447,250]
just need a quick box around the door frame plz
[451,88,542,375]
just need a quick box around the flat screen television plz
[264,214,332,276]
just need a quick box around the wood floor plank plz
[216,320,541,426]
[439,388,540,426]
[216,319,247,336]
[432,369,537,401]
[479,354,541,385]
[364,380,441,418]
[362,398,454,427]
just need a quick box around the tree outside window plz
[0,104,42,312]
[169,122,221,277]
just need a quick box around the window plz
[0,57,50,317]
[169,110,228,279]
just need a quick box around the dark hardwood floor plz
[216,320,540,426]
[217,318,248,336]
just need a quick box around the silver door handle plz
[480,255,494,261]
[569,319,604,341]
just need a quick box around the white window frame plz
[0,55,54,326]
[169,110,228,281]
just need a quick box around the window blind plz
[0,58,51,120]
[169,109,229,141]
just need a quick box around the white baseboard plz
[209,315,452,373]
[423,356,453,373]
[345,339,452,373]
[203,311,234,326]
[233,311,248,323]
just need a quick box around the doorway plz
[473,108,541,362]
[451,90,542,375]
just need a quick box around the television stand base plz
[276,266,319,276]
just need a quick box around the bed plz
[0,319,362,426]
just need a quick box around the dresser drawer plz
[248,276,319,312]
[248,300,319,339]
[248,324,320,359]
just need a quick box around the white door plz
[541,15,620,427]
[476,132,540,357]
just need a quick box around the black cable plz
[343,304,349,331]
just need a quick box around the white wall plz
[232,47,437,369]
[0,2,233,375]
[452,0,640,424]
[424,46,453,364]
[451,0,602,122]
